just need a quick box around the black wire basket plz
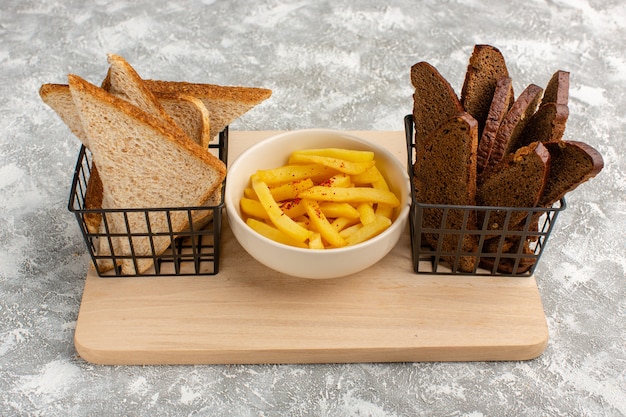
[68,127,229,277]
[404,115,565,276]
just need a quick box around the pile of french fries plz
[240,148,401,249]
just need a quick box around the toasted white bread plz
[143,79,272,140]
[68,74,226,274]
[39,83,90,147]
[40,84,212,148]
[103,54,184,130]
[158,93,212,148]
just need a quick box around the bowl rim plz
[225,128,411,254]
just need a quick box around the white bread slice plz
[158,93,212,149]
[40,84,212,148]
[143,79,272,140]
[103,54,192,140]
[103,55,217,242]
[42,82,217,264]
[39,83,90,147]
[68,74,226,275]
[108,58,220,244]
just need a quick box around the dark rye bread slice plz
[413,113,479,272]
[516,102,569,147]
[539,140,604,207]
[477,76,515,175]
[477,141,550,234]
[541,70,570,107]
[517,70,570,147]
[460,45,512,138]
[481,139,603,273]
[482,84,544,174]
[411,61,464,143]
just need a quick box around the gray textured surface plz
[1,0,625,416]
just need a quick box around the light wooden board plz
[73,131,549,365]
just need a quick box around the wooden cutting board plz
[73,130,549,365]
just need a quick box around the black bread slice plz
[517,102,569,147]
[541,70,570,107]
[413,113,479,272]
[517,70,570,147]
[460,45,512,138]
[411,61,464,143]
[477,76,515,175]
[483,84,544,174]
[539,140,604,207]
[477,141,550,233]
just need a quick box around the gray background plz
[1,0,624,416]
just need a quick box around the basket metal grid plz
[68,127,229,277]
[404,115,565,276]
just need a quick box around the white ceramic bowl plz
[225,129,411,279]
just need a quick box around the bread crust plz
[39,83,90,147]
[72,75,226,175]
[41,80,272,146]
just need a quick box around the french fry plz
[280,199,307,218]
[269,178,314,201]
[319,202,360,219]
[365,166,395,219]
[255,164,336,185]
[351,166,380,185]
[319,173,352,188]
[346,215,392,245]
[371,169,391,191]
[246,218,308,248]
[356,203,376,225]
[251,175,312,242]
[244,187,258,200]
[308,232,325,249]
[303,198,347,248]
[375,204,394,219]
[240,197,269,219]
[338,223,362,239]
[291,148,375,162]
[294,215,311,228]
[240,147,401,249]
[331,216,361,232]
[288,154,375,176]
[298,186,400,207]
